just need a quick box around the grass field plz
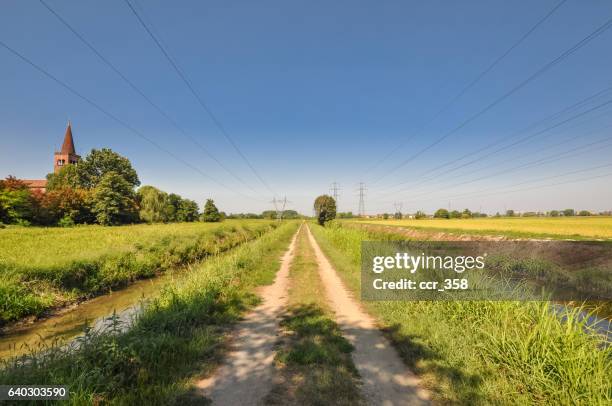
[0,221,300,404]
[311,222,611,405]
[359,216,612,239]
[0,220,276,323]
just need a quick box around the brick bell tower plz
[54,121,81,173]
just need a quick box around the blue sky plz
[1,0,612,215]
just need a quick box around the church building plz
[54,122,80,173]
[22,122,80,193]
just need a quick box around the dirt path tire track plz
[305,224,430,406]
[196,225,301,405]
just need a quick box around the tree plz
[91,172,138,225]
[166,193,182,222]
[0,176,37,225]
[314,195,336,225]
[176,199,199,222]
[261,210,277,220]
[393,212,402,219]
[506,209,515,217]
[0,176,29,191]
[461,208,472,219]
[201,199,221,222]
[78,148,140,189]
[46,165,83,191]
[137,186,172,223]
[39,188,94,225]
[0,188,33,225]
[578,210,591,216]
[563,208,575,217]
[415,210,427,219]
[282,210,300,219]
[549,210,560,217]
[434,208,449,219]
[382,213,389,219]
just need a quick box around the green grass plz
[310,222,611,405]
[265,227,363,405]
[357,216,612,240]
[0,221,300,405]
[0,220,276,324]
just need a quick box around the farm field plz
[358,216,612,239]
[310,222,612,404]
[0,222,300,404]
[0,220,277,323]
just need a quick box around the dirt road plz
[196,226,300,405]
[198,223,429,405]
[305,225,430,405]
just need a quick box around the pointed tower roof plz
[60,121,76,154]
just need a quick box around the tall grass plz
[0,220,275,324]
[0,221,299,405]
[311,222,611,405]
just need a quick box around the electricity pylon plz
[271,196,291,221]
[330,182,340,209]
[357,183,366,217]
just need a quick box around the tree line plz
[0,148,222,226]
[430,208,598,219]
[366,207,604,219]
[226,210,302,220]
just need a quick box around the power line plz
[378,95,612,196]
[0,39,259,202]
[378,135,612,205]
[397,165,612,208]
[123,0,275,196]
[391,84,612,191]
[362,0,568,179]
[38,0,263,197]
[370,14,612,186]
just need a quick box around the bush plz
[58,215,76,227]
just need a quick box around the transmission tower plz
[271,196,291,221]
[329,182,341,209]
[357,183,367,217]
[393,202,403,217]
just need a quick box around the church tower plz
[54,122,80,173]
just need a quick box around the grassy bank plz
[310,222,611,405]
[0,220,274,324]
[358,217,612,240]
[265,227,362,405]
[0,221,299,405]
